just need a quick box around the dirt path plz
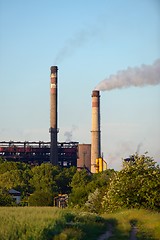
[97,224,138,240]
[97,224,113,240]
[129,226,138,240]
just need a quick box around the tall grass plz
[0,207,107,240]
[0,207,65,240]
[0,207,159,239]
[102,209,160,240]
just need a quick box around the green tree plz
[0,161,30,174]
[28,190,53,206]
[69,169,115,208]
[55,166,76,194]
[84,170,115,213]
[102,153,160,212]
[85,188,102,213]
[70,169,92,189]
[0,192,13,206]
[69,169,92,207]
[0,168,31,197]
[30,163,59,192]
[0,157,5,164]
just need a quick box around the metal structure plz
[0,141,78,167]
[50,66,58,165]
[91,90,101,173]
[58,142,78,167]
[95,157,107,173]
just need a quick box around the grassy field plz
[102,209,160,240]
[0,207,106,240]
[0,207,159,240]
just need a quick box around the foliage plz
[69,169,92,207]
[28,190,54,206]
[0,169,31,194]
[91,169,115,190]
[29,163,59,194]
[85,188,102,213]
[69,169,115,209]
[29,164,76,197]
[0,153,159,212]
[0,161,76,206]
[0,161,30,174]
[0,207,107,240]
[102,153,160,212]
[54,166,77,194]
[0,162,32,199]
[70,169,92,189]
[0,192,13,206]
[0,157,5,164]
[102,209,160,240]
[0,207,159,240]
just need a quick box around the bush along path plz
[99,209,160,240]
[97,223,138,240]
[97,222,139,240]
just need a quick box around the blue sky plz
[0,0,160,170]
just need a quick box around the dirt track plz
[97,224,138,240]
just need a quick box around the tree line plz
[0,153,159,212]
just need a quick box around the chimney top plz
[92,90,100,97]
[50,66,58,73]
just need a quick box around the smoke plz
[95,59,160,91]
[136,142,143,154]
[54,27,99,64]
[64,125,78,142]
[64,131,72,142]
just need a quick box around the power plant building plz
[0,67,107,173]
[77,144,91,170]
[0,141,79,167]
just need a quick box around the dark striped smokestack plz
[50,66,58,165]
[91,90,101,173]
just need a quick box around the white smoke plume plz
[95,59,160,91]
[64,131,72,142]
[64,125,78,142]
[54,27,100,64]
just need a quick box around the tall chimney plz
[91,90,101,173]
[50,66,58,165]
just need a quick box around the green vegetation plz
[0,153,159,211]
[0,207,107,240]
[0,208,159,240]
[102,209,160,240]
[69,168,114,210]
[102,154,160,212]
[0,153,159,239]
[0,162,76,206]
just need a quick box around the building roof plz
[9,189,21,195]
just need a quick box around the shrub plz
[28,190,53,206]
[85,188,103,213]
[0,192,13,206]
[102,154,160,212]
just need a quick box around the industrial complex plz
[0,66,107,173]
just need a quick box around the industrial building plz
[0,66,107,172]
[0,141,78,167]
[77,144,91,170]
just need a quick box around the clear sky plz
[0,0,160,170]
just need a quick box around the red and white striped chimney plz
[91,90,101,173]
